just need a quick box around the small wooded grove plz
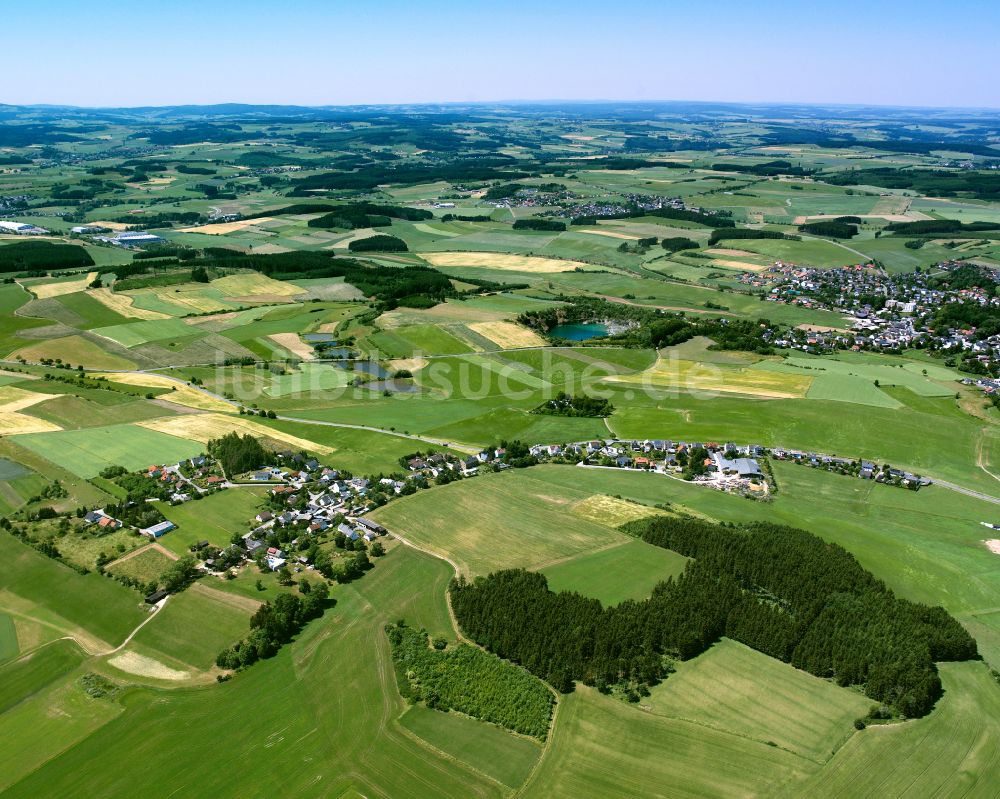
[533,391,613,417]
[207,432,269,476]
[450,517,978,718]
[386,622,553,739]
[216,588,329,670]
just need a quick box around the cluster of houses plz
[757,261,1000,364]
[235,453,393,572]
[82,509,123,530]
[557,194,701,221]
[770,448,930,489]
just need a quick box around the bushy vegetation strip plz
[450,517,977,717]
[386,622,553,739]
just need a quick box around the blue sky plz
[5,0,999,108]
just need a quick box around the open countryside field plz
[10,423,203,478]
[541,538,689,606]
[123,585,254,671]
[3,548,515,799]
[137,413,334,456]
[646,638,872,762]
[370,470,635,576]
[606,355,814,398]
[93,372,233,411]
[421,251,591,272]
[157,488,267,554]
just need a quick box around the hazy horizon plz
[6,0,999,109]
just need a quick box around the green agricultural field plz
[1,533,146,650]
[10,423,203,478]
[0,640,83,714]
[0,284,49,356]
[257,417,467,474]
[125,585,254,671]
[793,662,1000,797]
[646,639,871,762]
[157,488,267,555]
[399,705,542,789]
[521,684,813,798]
[370,470,632,577]
[541,538,688,606]
[23,394,173,430]
[0,658,123,794]
[107,546,176,586]
[53,291,131,329]
[0,613,17,663]
[366,324,475,357]
[2,548,513,799]
[91,318,200,348]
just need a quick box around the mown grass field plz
[370,470,631,576]
[792,662,1000,797]
[399,705,542,789]
[1,533,146,651]
[522,684,813,798]
[0,642,123,794]
[157,488,267,555]
[646,639,871,762]
[541,538,689,606]
[125,585,253,671]
[10,423,203,478]
[107,546,176,585]
[2,548,513,799]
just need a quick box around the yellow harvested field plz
[388,357,428,373]
[421,252,587,273]
[138,413,333,455]
[571,495,664,527]
[705,248,758,257]
[129,286,231,315]
[108,651,189,681]
[0,412,62,435]
[93,373,233,412]
[88,220,129,231]
[605,357,812,398]
[24,272,98,299]
[0,386,56,413]
[177,217,274,235]
[268,333,314,360]
[212,273,306,299]
[329,228,380,249]
[792,210,931,224]
[710,259,771,272]
[11,335,136,371]
[90,288,171,320]
[251,243,291,254]
[577,229,640,240]
[468,321,547,349]
[412,222,460,237]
